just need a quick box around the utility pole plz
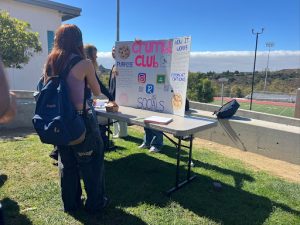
[250,28,264,110]
[263,42,274,92]
[218,78,229,105]
[116,0,120,41]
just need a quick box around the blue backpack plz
[213,99,240,119]
[32,56,87,146]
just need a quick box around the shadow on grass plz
[105,135,141,153]
[0,174,8,188]
[103,153,300,225]
[69,207,147,225]
[1,198,33,225]
[121,135,143,145]
[106,144,127,152]
[162,144,254,189]
[0,128,35,141]
[1,175,32,225]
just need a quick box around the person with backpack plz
[41,24,108,214]
[47,44,117,160]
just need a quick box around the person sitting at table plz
[139,128,163,153]
[138,98,190,153]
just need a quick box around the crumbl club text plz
[133,40,172,68]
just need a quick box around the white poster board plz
[115,36,191,116]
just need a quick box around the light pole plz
[250,28,264,110]
[218,78,229,105]
[263,42,274,92]
[116,0,120,41]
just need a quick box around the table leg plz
[175,137,182,187]
[106,118,117,151]
[165,135,196,196]
[187,134,193,179]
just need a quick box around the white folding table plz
[96,106,217,196]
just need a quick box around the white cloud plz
[97,50,300,73]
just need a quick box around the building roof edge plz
[14,0,81,21]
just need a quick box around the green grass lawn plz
[1,128,300,225]
[212,100,295,118]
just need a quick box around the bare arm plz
[84,60,101,96]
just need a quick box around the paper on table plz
[93,99,107,109]
[144,116,173,125]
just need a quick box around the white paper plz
[144,116,173,124]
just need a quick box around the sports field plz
[213,97,295,118]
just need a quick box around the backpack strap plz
[82,78,87,118]
[60,56,83,79]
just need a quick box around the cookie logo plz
[117,45,130,59]
[172,93,182,109]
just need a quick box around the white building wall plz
[0,0,62,90]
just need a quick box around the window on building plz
[47,31,54,53]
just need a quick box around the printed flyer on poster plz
[115,36,191,116]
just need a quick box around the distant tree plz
[222,70,231,76]
[294,78,300,91]
[268,79,287,92]
[0,11,42,68]
[199,78,214,102]
[187,72,199,100]
[187,72,214,102]
[207,69,299,96]
[99,72,110,87]
[255,80,265,91]
[231,85,243,98]
[207,71,216,76]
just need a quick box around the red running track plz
[214,97,295,108]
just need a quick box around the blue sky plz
[55,0,300,72]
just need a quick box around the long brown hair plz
[44,24,85,78]
[84,44,98,69]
